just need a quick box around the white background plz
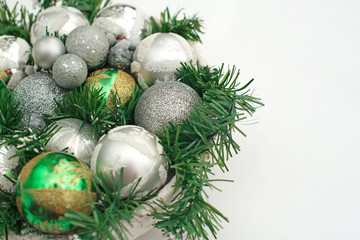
[10,0,360,239]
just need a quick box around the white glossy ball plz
[30,6,89,45]
[91,125,169,198]
[0,35,30,71]
[45,118,99,165]
[32,36,65,69]
[131,33,196,90]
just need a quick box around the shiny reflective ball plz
[0,35,31,72]
[32,36,65,69]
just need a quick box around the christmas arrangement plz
[0,0,263,239]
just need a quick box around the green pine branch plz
[142,7,204,43]
[62,0,111,24]
[0,89,22,136]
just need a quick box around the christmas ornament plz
[30,6,89,45]
[32,36,65,69]
[92,4,145,49]
[6,70,26,92]
[16,152,96,234]
[0,143,18,192]
[45,118,99,165]
[65,25,109,69]
[134,81,201,133]
[52,54,88,89]
[90,125,168,198]
[0,70,11,84]
[0,35,31,72]
[108,40,133,71]
[131,33,196,90]
[86,68,135,109]
[12,73,67,132]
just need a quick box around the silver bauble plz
[131,33,196,90]
[91,125,168,198]
[134,81,201,133]
[108,41,132,71]
[0,35,31,71]
[65,25,109,69]
[30,6,89,45]
[52,54,88,89]
[45,118,99,165]
[92,4,145,49]
[0,143,19,192]
[12,73,68,132]
[32,36,65,69]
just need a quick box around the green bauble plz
[16,152,96,234]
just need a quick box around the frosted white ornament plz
[0,143,19,192]
[91,125,169,198]
[30,6,89,45]
[45,118,99,165]
[0,35,30,72]
[131,33,196,90]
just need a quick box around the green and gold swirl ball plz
[16,152,96,234]
[86,68,136,110]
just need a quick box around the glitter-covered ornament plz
[0,35,31,72]
[134,81,201,133]
[12,73,67,132]
[30,6,89,45]
[108,40,132,71]
[16,152,96,234]
[86,68,135,109]
[91,125,168,198]
[65,25,109,69]
[0,144,18,192]
[92,4,145,49]
[131,33,196,90]
[45,118,99,165]
[32,36,65,69]
[52,54,88,89]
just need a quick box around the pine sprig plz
[0,0,35,44]
[0,89,22,136]
[152,62,263,239]
[142,7,204,43]
[62,0,111,24]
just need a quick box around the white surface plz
[9,0,360,239]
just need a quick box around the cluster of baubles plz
[0,3,203,235]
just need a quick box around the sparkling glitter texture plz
[0,35,30,71]
[65,25,109,69]
[32,36,65,69]
[45,118,99,165]
[0,143,18,192]
[134,81,201,133]
[12,73,68,132]
[92,4,145,49]
[30,6,89,45]
[52,54,88,89]
[90,125,168,198]
[131,33,196,90]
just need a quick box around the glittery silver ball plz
[92,4,145,49]
[0,35,31,71]
[134,81,201,133]
[108,41,132,71]
[12,73,68,132]
[90,125,168,198]
[65,25,109,69]
[52,54,88,89]
[45,118,99,165]
[30,6,89,45]
[0,143,19,192]
[131,33,196,90]
[32,36,65,69]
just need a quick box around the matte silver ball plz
[0,143,18,192]
[45,118,99,165]
[30,6,89,45]
[52,54,88,89]
[65,25,109,69]
[134,81,201,133]
[92,4,145,49]
[131,33,196,90]
[0,35,30,71]
[12,73,67,132]
[108,41,132,71]
[91,125,168,198]
[32,36,65,69]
